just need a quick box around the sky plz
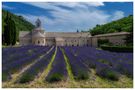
[2,2,133,32]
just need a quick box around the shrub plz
[46,73,63,83]
[100,45,133,52]
[19,74,34,83]
[98,39,112,47]
[75,70,89,80]
[96,67,119,81]
[105,70,119,80]
[88,63,96,69]
[98,59,112,66]
[116,63,133,78]
[2,72,11,82]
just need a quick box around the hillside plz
[2,10,35,40]
[90,15,133,36]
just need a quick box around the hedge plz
[97,39,110,47]
[100,45,133,52]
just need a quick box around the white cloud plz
[25,2,104,12]
[17,2,108,32]
[16,3,125,32]
[2,5,15,9]
[24,2,69,13]
[16,7,110,32]
[84,2,104,7]
[111,11,124,21]
[52,2,104,7]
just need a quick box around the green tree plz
[107,29,116,33]
[77,29,79,32]
[4,12,11,45]
[89,15,133,36]
[11,19,17,45]
[2,10,35,44]
[4,11,17,45]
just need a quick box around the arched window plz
[38,40,40,44]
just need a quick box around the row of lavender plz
[45,47,67,82]
[63,47,89,80]
[2,46,133,83]
[65,46,133,80]
[18,46,55,83]
[2,45,90,83]
[2,45,52,82]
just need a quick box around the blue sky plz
[2,2,133,32]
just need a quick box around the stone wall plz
[19,37,31,45]
[54,37,90,46]
[46,37,55,46]
[91,32,130,47]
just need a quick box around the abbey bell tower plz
[35,18,41,28]
[31,18,46,46]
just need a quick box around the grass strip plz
[61,48,74,81]
[36,46,57,83]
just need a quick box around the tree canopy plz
[2,10,35,41]
[90,15,133,36]
[3,11,17,45]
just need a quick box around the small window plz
[38,40,40,44]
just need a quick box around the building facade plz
[19,19,130,47]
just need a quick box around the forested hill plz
[90,15,133,36]
[2,9,35,33]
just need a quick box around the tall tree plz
[4,11,17,45]
[2,10,35,43]
[77,29,79,32]
[11,20,17,45]
[4,12,11,45]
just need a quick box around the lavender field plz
[2,45,133,88]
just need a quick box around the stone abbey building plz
[19,19,130,47]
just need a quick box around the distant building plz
[19,19,130,47]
